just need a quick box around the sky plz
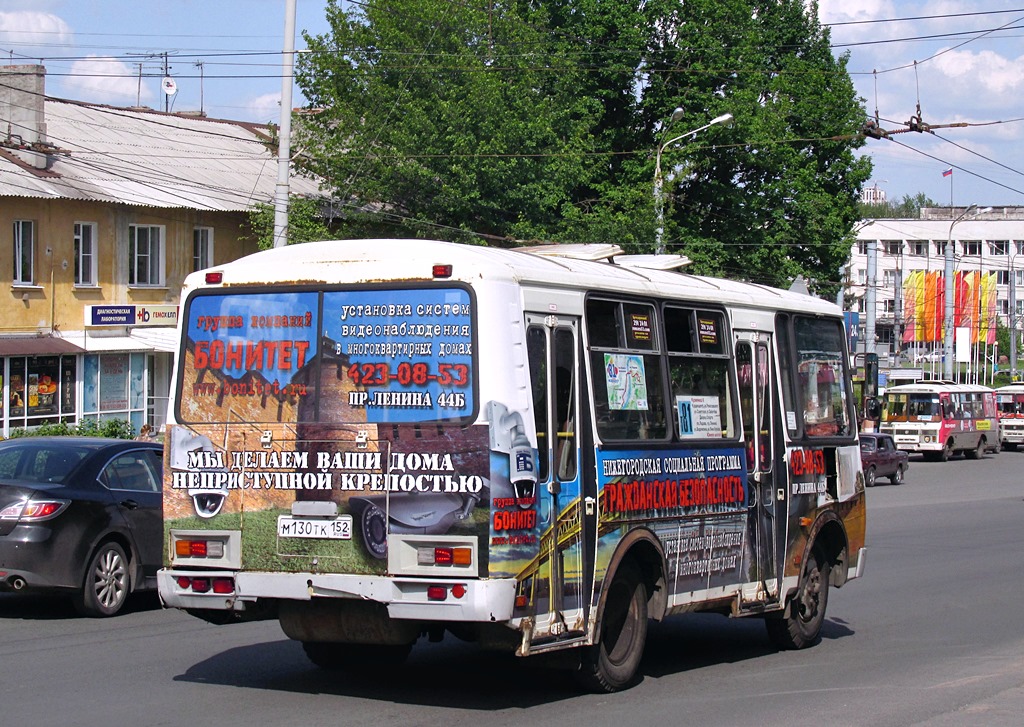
[2,1,1023,209]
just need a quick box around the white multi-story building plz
[849,207,1024,366]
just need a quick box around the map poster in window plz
[604,354,648,411]
[676,395,723,438]
[697,317,719,347]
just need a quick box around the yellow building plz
[0,65,320,436]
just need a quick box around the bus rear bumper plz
[158,569,517,623]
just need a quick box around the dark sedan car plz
[0,437,163,616]
[860,432,909,487]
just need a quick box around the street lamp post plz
[943,205,992,379]
[653,111,733,255]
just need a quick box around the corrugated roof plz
[0,99,322,211]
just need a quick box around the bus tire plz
[1006,442,1017,452]
[939,440,953,462]
[301,641,412,670]
[766,546,829,650]
[577,561,648,692]
[966,438,984,460]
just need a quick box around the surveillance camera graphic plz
[170,427,228,519]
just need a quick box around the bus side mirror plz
[864,397,881,420]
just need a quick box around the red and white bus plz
[157,239,867,691]
[880,381,999,460]
[995,384,1024,450]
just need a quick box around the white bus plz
[880,381,999,460]
[158,239,867,691]
[995,384,1024,450]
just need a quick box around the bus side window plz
[526,326,550,482]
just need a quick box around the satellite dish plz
[162,77,177,96]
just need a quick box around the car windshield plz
[0,444,90,483]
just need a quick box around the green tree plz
[295,0,869,292]
[246,196,336,250]
[859,192,936,219]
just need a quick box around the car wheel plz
[890,465,905,485]
[577,561,648,692]
[864,466,876,487]
[73,542,131,617]
[766,545,830,650]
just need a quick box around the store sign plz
[86,305,179,328]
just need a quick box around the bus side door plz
[735,331,782,605]
[524,314,592,645]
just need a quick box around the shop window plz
[81,353,148,433]
[4,355,76,431]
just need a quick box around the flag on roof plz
[942,168,953,177]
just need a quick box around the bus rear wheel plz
[766,546,830,650]
[577,561,648,692]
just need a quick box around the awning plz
[129,327,179,353]
[0,336,84,356]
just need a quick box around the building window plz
[990,240,1009,255]
[193,227,213,271]
[882,299,895,314]
[857,240,870,255]
[909,240,927,256]
[882,270,898,288]
[74,222,97,286]
[1015,270,1024,287]
[129,225,164,286]
[13,220,34,285]
[883,240,902,255]
[1016,241,1024,256]
[856,269,866,285]
[998,270,1010,285]
[961,240,982,256]
[935,241,947,256]
[999,299,1009,315]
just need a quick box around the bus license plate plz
[277,515,352,539]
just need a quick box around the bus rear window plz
[176,287,476,425]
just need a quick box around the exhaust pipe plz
[9,576,26,591]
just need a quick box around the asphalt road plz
[2,450,1022,727]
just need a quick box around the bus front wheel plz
[766,546,830,650]
[577,561,648,692]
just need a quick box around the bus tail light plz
[432,264,452,279]
[426,584,466,601]
[417,546,472,567]
[175,537,224,559]
[175,576,234,595]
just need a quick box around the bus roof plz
[883,381,995,395]
[185,238,838,315]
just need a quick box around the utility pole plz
[273,0,297,248]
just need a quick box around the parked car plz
[860,432,909,486]
[0,437,163,616]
